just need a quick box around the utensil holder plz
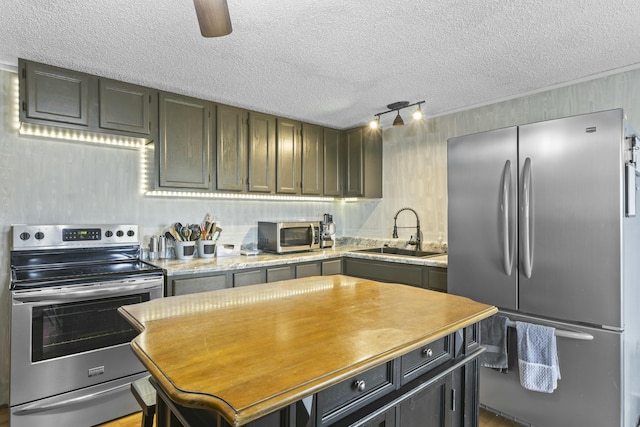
[175,241,196,260]
[197,240,216,258]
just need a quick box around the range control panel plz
[12,224,139,250]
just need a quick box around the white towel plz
[515,321,561,393]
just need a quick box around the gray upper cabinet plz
[323,128,342,197]
[343,127,364,197]
[99,78,152,135]
[158,92,212,189]
[343,126,383,198]
[216,105,248,192]
[248,112,276,193]
[363,126,383,198]
[276,118,302,194]
[20,59,90,127]
[301,124,324,195]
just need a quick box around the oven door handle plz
[12,281,162,303]
[13,382,132,415]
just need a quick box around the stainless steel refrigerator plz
[447,109,640,427]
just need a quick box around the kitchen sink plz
[352,247,442,257]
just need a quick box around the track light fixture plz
[369,101,425,129]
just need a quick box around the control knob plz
[105,230,113,238]
[127,230,135,237]
[19,232,31,241]
[35,232,45,240]
[116,230,124,237]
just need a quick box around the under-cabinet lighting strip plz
[19,123,148,149]
[145,190,337,202]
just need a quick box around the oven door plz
[10,275,163,407]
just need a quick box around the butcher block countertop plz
[119,275,496,426]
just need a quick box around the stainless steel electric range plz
[9,224,164,427]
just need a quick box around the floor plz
[0,406,521,426]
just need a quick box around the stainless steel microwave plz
[257,221,320,253]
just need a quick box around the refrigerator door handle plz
[506,320,594,340]
[521,157,534,278]
[500,160,513,276]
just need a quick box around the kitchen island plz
[119,275,495,427]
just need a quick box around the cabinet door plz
[233,269,266,287]
[323,128,342,197]
[21,60,90,126]
[321,259,342,276]
[426,267,448,293]
[296,262,321,278]
[301,124,323,195]
[217,105,248,191]
[99,79,151,135]
[356,407,396,427]
[171,274,228,296]
[343,127,364,197]
[397,374,453,427]
[248,112,276,193]
[343,258,422,287]
[267,266,294,282]
[363,126,383,198]
[276,118,302,194]
[159,92,212,189]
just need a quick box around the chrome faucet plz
[392,207,422,250]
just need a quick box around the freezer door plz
[518,109,623,328]
[448,126,518,309]
[480,312,621,427]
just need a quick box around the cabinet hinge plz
[451,389,456,411]
[21,67,26,78]
[149,94,152,103]
[22,101,26,112]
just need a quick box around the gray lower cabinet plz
[158,92,212,189]
[266,265,294,282]
[343,258,447,292]
[296,262,322,278]
[20,59,91,127]
[397,374,453,427]
[216,104,248,191]
[233,269,266,287]
[322,259,342,276]
[99,78,152,135]
[248,112,277,193]
[167,258,342,295]
[301,124,324,195]
[171,273,228,296]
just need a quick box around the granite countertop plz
[151,244,447,276]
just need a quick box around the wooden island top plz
[119,275,496,426]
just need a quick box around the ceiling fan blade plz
[193,0,232,37]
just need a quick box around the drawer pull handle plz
[422,348,433,357]
[354,380,366,392]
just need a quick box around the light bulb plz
[369,118,379,129]
[412,105,423,121]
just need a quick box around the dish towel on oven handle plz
[515,321,561,393]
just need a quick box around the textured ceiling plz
[2,1,640,129]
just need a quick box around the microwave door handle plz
[309,223,316,249]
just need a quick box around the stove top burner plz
[10,224,163,291]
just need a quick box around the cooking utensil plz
[189,224,201,241]
[168,226,182,242]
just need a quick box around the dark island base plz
[151,325,482,427]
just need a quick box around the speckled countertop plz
[151,243,448,277]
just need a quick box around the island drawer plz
[400,335,452,385]
[316,360,396,426]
